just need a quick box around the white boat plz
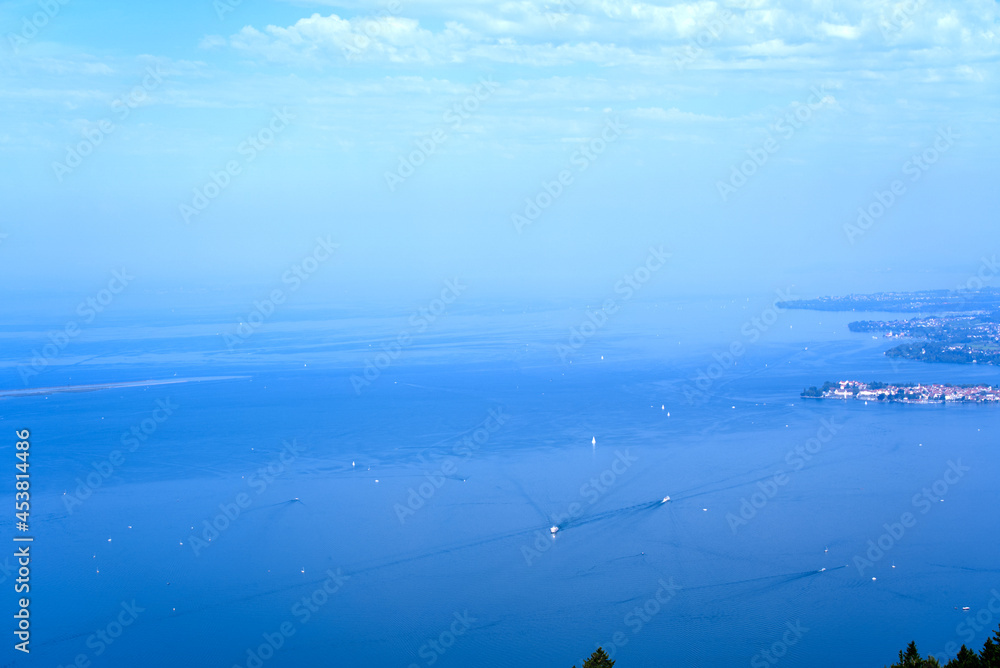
[662,496,671,503]
[550,525,559,535]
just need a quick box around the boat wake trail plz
[555,498,667,533]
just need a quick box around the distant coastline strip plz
[0,376,250,398]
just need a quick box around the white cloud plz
[224,0,1000,72]
[228,13,474,65]
[820,22,861,39]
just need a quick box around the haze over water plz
[3,0,999,665]
[5,298,997,667]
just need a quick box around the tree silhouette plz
[572,647,615,668]
[889,641,941,668]
[980,626,1000,668]
[945,644,981,668]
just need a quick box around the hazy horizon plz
[2,0,998,303]
[3,2,1000,667]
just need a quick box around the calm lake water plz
[4,296,999,667]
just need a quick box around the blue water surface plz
[2,296,998,667]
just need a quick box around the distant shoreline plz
[780,287,1000,367]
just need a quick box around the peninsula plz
[779,287,1000,366]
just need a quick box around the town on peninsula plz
[801,380,999,403]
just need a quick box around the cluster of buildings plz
[882,317,999,341]
[813,380,1000,404]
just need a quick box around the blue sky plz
[1,0,998,304]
